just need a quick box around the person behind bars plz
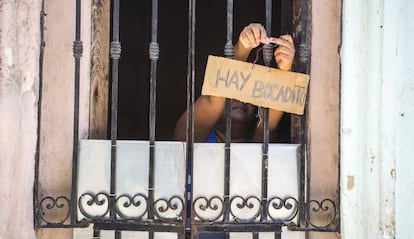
[173,23,295,143]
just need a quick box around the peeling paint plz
[3,47,13,66]
[390,169,396,179]
[347,175,355,190]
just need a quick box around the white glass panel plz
[268,144,300,223]
[193,143,225,221]
[116,141,150,219]
[230,143,262,222]
[122,231,149,239]
[154,141,186,219]
[77,140,111,220]
[154,232,178,239]
[78,140,186,221]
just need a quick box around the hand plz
[269,35,295,71]
[238,23,270,50]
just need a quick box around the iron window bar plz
[187,0,196,236]
[34,0,87,228]
[33,0,340,235]
[187,0,340,237]
[90,0,187,237]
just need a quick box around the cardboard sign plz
[201,55,310,115]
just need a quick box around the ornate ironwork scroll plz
[77,192,185,223]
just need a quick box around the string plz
[251,46,264,68]
[252,46,265,126]
[256,106,262,128]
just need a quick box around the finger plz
[269,37,294,50]
[274,45,295,57]
[257,25,269,44]
[239,27,255,48]
[248,23,267,45]
[250,26,262,45]
[275,52,291,61]
[274,52,293,70]
[274,50,294,64]
[279,34,294,44]
[245,28,258,47]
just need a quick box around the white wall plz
[341,0,414,238]
[388,1,414,238]
[0,1,41,238]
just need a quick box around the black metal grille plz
[34,0,339,238]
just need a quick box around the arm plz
[173,95,226,142]
[173,25,295,142]
[173,24,264,142]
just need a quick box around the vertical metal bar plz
[186,0,196,146]
[223,0,233,229]
[93,229,101,239]
[260,107,269,221]
[295,0,311,227]
[115,230,121,239]
[260,0,272,222]
[110,0,121,220]
[148,2,160,239]
[274,231,282,239]
[187,0,196,236]
[34,0,46,227]
[70,0,83,225]
[280,0,293,34]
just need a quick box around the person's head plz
[215,100,257,136]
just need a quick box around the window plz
[34,0,339,238]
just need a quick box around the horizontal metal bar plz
[93,221,185,232]
[36,222,90,228]
[287,224,340,232]
[192,222,283,232]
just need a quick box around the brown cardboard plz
[201,55,310,115]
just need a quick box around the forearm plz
[234,42,252,62]
[173,95,226,142]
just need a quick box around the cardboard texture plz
[202,56,310,115]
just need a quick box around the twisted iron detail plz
[73,40,83,58]
[224,42,234,59]
[149,42,160,60]
[262,44,274,66]
[110,41,122,59]
[298,43,310,64]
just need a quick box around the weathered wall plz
[0,0,41,238]
[308,0,341,238]
[392,2,414,237]
[341,0,414,238]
